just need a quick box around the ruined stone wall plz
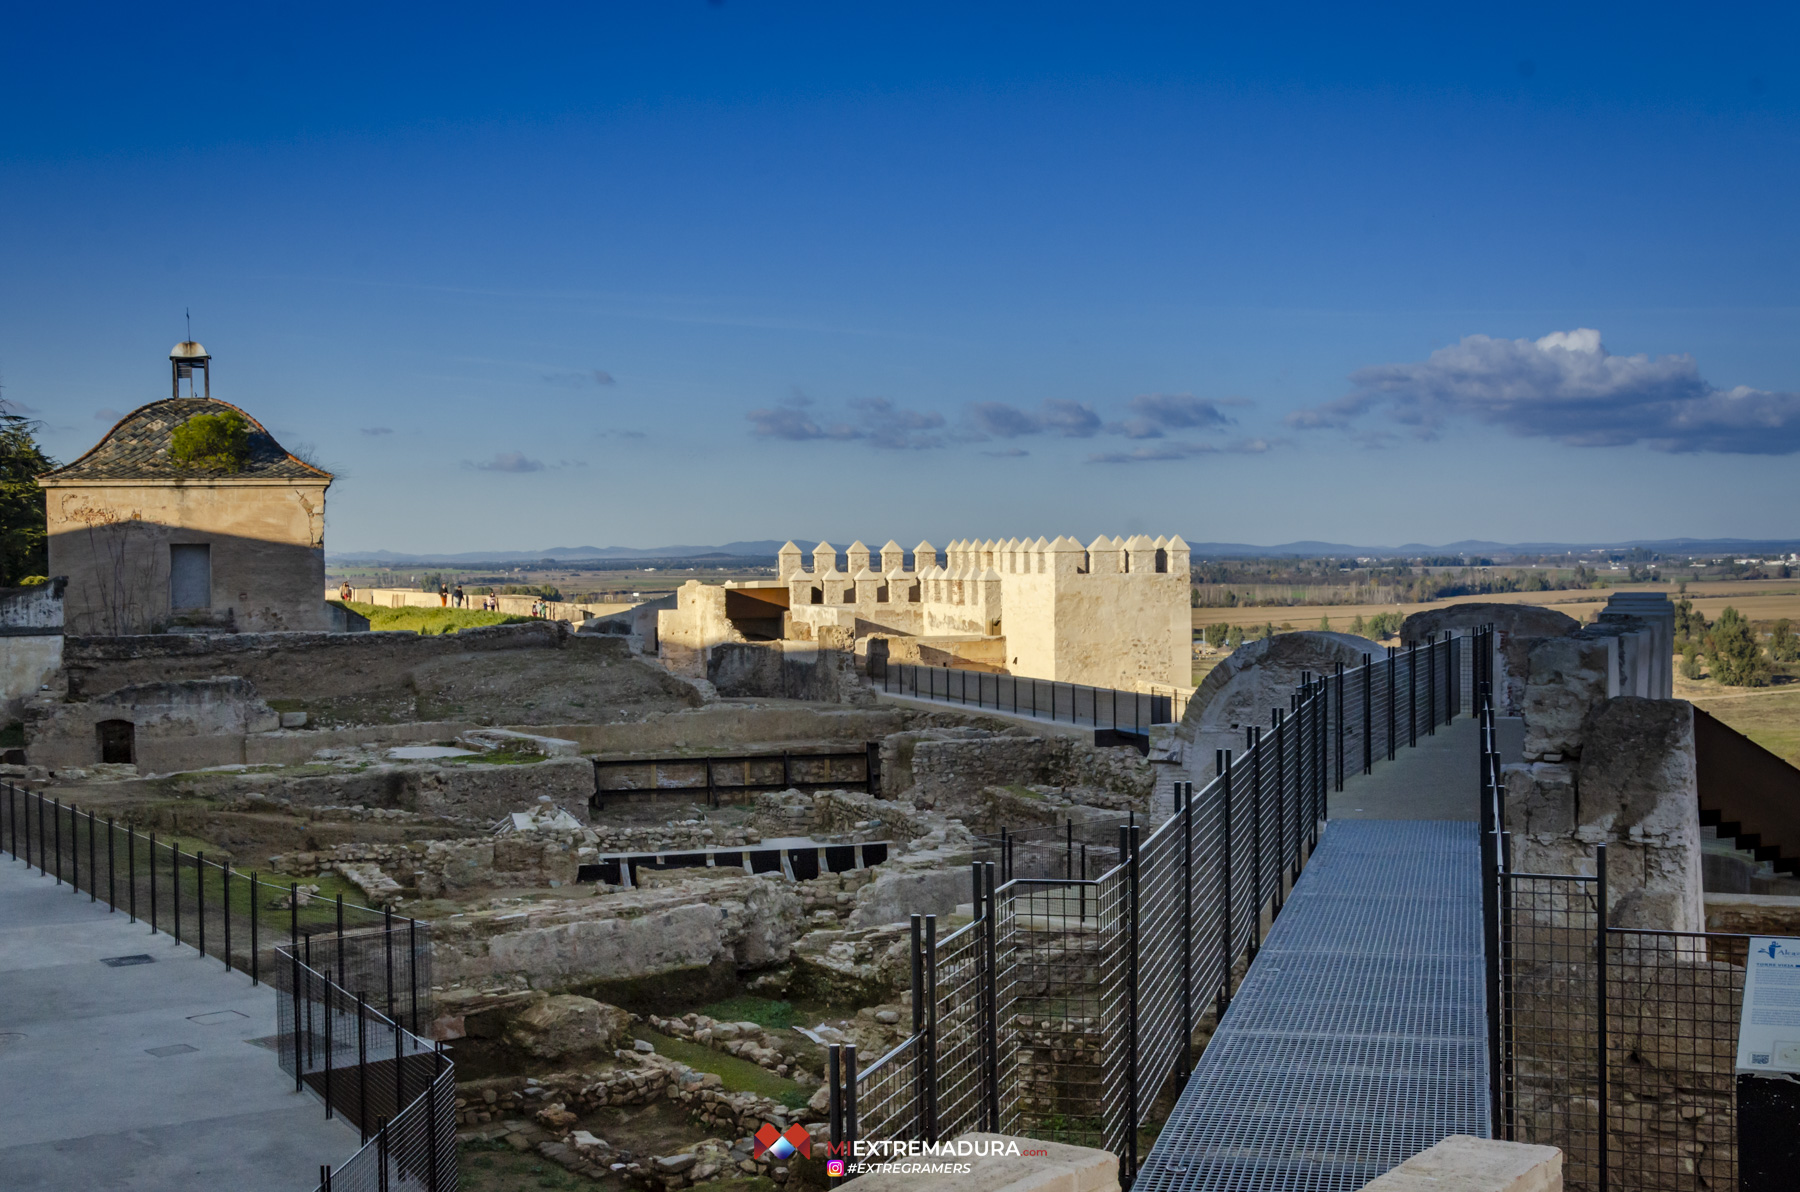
[27,676,280,771]
[430,874,805,991]
[61,619,568,699]
[899,730,1153,820]
[159,754,595,824]
[706,641,871,704]
[1501,632,1721,1188]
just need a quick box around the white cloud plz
[1291,328,1800,454]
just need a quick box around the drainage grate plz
[187,1009,249,1026]
[1134,820,1488,1192]
[145,1043,198,1057]
[101,954,155,967]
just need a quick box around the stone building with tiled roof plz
[40,343,336,634]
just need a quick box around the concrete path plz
[0,859,358,1191]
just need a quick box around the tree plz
[1350,613,1366,636]
[1226,625,1244,649]
[1679,640,1702,681]
[1205,622,1230,648]
[1708,607,1772,687]
[1771,618,1798,663]
[169,410,251,471]
[0,408,55,586]
[1318,615,1331,631]
[1673,598,1706,644]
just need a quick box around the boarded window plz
[97,720,135,764]
[169,544,211,609]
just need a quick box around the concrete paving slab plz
[0,859,359,1191]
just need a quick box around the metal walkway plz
[1134,819,1488,1192]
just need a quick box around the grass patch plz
[696,995,799,1030]
[636,1027,810,1111]
[342,600,531,636]
[1689,684,1800,766]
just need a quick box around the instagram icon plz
[826,1160,846,1177]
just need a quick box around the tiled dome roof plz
[41,398,330,482]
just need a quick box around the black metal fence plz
[278,944,459,1191]
[832,631,1473,1183]
[880,662,1189,730]
[1479,687,1746,1191]
[0,782,452,1191]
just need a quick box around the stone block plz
[1355,1135,1561,1192]
[504,994,633,1061]
[1522,636,1617,762]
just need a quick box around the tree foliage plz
[169,411,251,471]
[0,410,55,586]
[1679,641,1702,681]
[1673,597,1707,644]
[1707,607,1772,687]
[1770,619,1798,663]
[1204,622,1230,648]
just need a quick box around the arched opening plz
[810,587,823,605]
[97,719,135,765]
[1155,548,1169,573]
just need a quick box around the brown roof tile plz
[40,398,331,483]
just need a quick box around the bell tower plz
[170,340,211,398]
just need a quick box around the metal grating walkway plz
[1134,819,1488,1192]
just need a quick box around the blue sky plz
[5,3,1798,552]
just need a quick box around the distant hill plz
[330,536,1800,566]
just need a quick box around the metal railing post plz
[1180,781,1193,1080]
[148,830,157,933]
[1125,821,1140,1182]
[197,851,206,961]
[982,861,999,1132]
[1428,635,1438,736]
[53,797,61,885]
[1596,844,1609,1192]
[251,872,259,985]
[222,862,232,971]
[357,992,369,1144]
[924,913,939,1142]
[1217,750,1233,1020]
[87,808,96,900]
[828,1044,843,1174]
[1408,641,1419,748]
[1387,648,1397,761]
[1334,662,1345,792]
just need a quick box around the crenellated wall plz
[755,534,1191,691]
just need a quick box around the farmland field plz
[1190,580,1800,634]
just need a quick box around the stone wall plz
[26,676,281,772]
[707,641,871,704]
[897,729,1153,822]
[1399,602,1579,717]
[46,473,332,635]
[430,873,805,992]
[152,753,595,824]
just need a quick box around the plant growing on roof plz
[169,410,251,471]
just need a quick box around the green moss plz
[636,1028,810,1110]
[0,721,24,748]
[697,995,799,1030]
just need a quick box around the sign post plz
[1736,936,1800,1190]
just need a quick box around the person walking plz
[439,582,449,607]
[453,584,465,609]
